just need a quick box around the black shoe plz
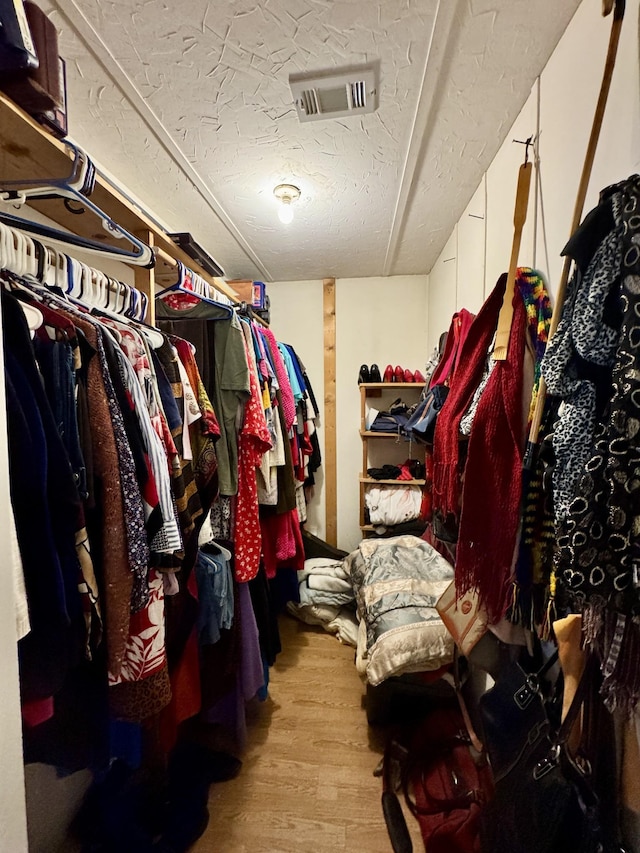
[358,364,371,384]
[369,364,382,383]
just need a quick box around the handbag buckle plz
[514,674,539,709]
[533,744,560,780]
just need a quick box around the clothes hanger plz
[155,259,233,318]
[492,138,533,362]
[0,143,155,267]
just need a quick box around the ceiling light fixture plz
[273,183,301,225]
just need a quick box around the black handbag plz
[479,653,623,853]
[404,384,449,444]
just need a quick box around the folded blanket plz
[346,535,454,685]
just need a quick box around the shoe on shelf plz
[414,369,426,384]
[394,365,404,383]
[403,368,414,383]
[369,364,382,383]
[358,364,370,384]
[383,364,394,383]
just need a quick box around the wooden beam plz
[323,278,337,546]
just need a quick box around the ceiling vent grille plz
[289,66,378,123]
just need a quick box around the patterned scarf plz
[517,267,552,428]
[556,174,640,713]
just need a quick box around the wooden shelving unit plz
[0,92,239,324]
[359,381,425,535]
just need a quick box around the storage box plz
[0,2,62,112]
[228,279,266,309]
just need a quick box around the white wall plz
[428,0,640,345]
[268,279,326,540]
[270,274,429,553]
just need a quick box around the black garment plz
[3,290,84,700]
[248,566,281,667]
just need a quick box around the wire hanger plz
[0,142,155,268]
[156,260,233,318]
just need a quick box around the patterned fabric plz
[66,313,133,678]
[346,535,454,685]
[95,328,152,599]
[555,175,640,712]
[210,495,233,540]
[261,327,296,431]
[109,570,166,685]
[234,329,272,582]
[517,267,552,427]
[542,197,623,521]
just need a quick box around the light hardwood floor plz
[192,614,424,853]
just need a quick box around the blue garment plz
[33,335,88,500]
[151,348,182,433]
[277,343,304,403]
[283,344,308,397]
[195,543,234,645]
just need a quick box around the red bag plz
[384,705,492,853]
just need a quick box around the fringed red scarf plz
[455,286,526,622]
[432,274,508,520]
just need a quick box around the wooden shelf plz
[0,92,239,305]
[360,382,422,390]
[360,430,410,438]
[360,477,425,485]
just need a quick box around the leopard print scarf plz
[555,174,640,713]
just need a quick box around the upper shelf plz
[0,93,238,303]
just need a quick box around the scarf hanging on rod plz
[555,174,640,714]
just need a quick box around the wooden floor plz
[192,614,424,853]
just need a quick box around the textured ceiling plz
[39,0,581,281]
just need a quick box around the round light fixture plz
[273,183,301,225]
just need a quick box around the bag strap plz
[453,646,484,753]
[556,653,598,749]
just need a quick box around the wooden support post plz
[133,230,156,326]
[323,277,337,546]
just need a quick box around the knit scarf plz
[555,174,640,714]
[432,274,508,521]
[517,267,552,429]
[455,287,526,622]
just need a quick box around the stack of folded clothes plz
[286,557,359,646]
[367,459,425,481]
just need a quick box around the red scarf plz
[432,275,508,520]
[455,289,526,621]
[429,308,476,388]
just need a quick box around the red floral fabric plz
[234,335,272,581]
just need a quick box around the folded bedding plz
[346,535,454,685]
[288,537,454,684]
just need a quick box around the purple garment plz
[204,581,264,749]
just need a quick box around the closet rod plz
[154,247,238,303]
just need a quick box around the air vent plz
[289,65,378,123]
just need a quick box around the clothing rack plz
[0,217,150,321]
[0,92,240,326]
